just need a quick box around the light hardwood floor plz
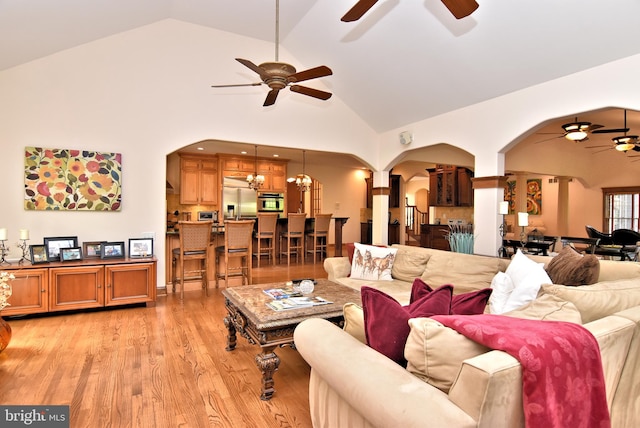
[0,254,333,428]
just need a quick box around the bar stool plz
[215,219,255,287]
[305,214,332,263]
[279,213,307,265]
[254,213,279,267]
[171,221,213,300]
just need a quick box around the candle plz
[499,201,509,215]
[0,228,6,241]
[518,212,529,227]
[19,229,29,240]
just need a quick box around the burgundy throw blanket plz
[432,314,610,428]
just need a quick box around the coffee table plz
[222,279,361,400]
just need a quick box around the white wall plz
[4,18,640,281]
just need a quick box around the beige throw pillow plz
[502,294,582,324]
[343,302,366,343]
[541,279,640,323]
[404,317,490,393]
[421,251,502,294]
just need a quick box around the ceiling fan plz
[534,118,604,144]
[211,0,332,107]
[585,110,639,153]
[341,0,479,22]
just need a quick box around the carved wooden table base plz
[222,280,361,400]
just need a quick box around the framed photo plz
[83,241,105,259]
[29,244,49,264]
[128,238,153,258]
[60,247,83,261]
[44,236,79,261]
[100,241,125,259]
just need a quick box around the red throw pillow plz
[362,284,453,366]
[410,278,492,315]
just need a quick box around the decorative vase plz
[0,316,11,353]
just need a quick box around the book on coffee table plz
[266,296,332,311]
[263,287,302,300]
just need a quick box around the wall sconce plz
[518,212,529,247]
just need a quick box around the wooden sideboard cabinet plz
[3,258,156,316]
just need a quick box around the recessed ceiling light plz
[273,154,279,157]
[241,151,247,154]
[197,147,204,151]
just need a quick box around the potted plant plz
[446,224,475,254]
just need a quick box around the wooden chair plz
[305,214,332,263]
[171,221,213,300]
[559,236,599,254]
[215,220,255,287]
[279,213,307,265]
[254,213,279,267]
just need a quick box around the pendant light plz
[246,145,265,191]
[287,150,312,192]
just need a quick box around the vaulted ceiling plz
[3,0,640,135]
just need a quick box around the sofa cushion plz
[362,285,452,366]
[391,247,431,282]
[405,317,490,393]
[489,271,515,314]
[350,243,397,281]
[502,294,582,323]
[420,251,502,294]
[541,278,640,323]
[501,250,552,313]
[410,278,492,315]
[545,245,600,286]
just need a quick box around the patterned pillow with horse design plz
[350,243,398,281]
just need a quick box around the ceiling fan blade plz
[290,85,332,101]
[288,66,333,83]
[534,135,563,144]
[211,82,262,88]
[263,89,280,106]
[236,58,270,79]
[441,0,479,19]
[592,128,631,134]
[341,0,379,22]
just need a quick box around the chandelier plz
[287,150,312,192]
[246,145,265,191]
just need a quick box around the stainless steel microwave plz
[198,211,218,222]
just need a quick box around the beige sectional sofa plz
[293,244,640,428]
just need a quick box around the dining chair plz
[215,219,255,287]
[254,213,279,267]
[171,221,213,300]
[279,213,307,265]
[305,214,332,263]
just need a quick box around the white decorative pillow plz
[502,250,551,312]
[489,271,515,314]
[350,243,397,281]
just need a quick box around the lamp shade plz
[517,212,529,227]
[499,201,509,215]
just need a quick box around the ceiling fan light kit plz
[562,122,591,141]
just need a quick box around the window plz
[603,187,640,233]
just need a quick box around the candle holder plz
[520,226,527,248]
[17,239,30,265]
[0,240,9,266]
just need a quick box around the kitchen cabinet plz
[360,221,400,245]
[428,165,473,207]
[389,175,401,208]
[420,224,451,251]
[257,160,287,192]
[180,154,218,205]
[3,258,156,316]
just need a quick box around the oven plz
[257,192,284,215]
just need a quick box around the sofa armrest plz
[323,256,351,281]
[294,318,476,428]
